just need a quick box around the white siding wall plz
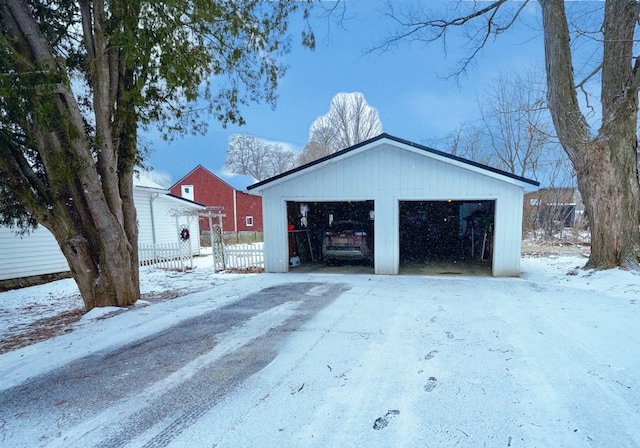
[1,190,201,282]
[492,188,524,276]
[261,194,289,272]
[134,190,201,255]
[0,226,69,281]
[135,189,155,246]
[258,141,527,276]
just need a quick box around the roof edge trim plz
[248,133,540,190]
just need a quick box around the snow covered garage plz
[247,134,539,277]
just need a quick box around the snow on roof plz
[133,174,168,191]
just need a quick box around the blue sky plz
[142,0,546,188]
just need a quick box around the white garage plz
[247,134,539,277]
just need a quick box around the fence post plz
[212,223,225,271]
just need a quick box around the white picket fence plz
[221,243,264,270]
[139,242,264,271]
[139,242,190,270]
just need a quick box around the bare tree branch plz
[370,0,528,76]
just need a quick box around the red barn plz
[170,165,263,235]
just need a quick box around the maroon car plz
[322,220,372,263]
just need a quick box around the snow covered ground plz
[0,251,639,447]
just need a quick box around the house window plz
[181,185,194,201]
[246,216,254,227]
[530,198,540,206]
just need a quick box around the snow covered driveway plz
[0,260,639,447]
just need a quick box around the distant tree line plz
[224,134,297,181]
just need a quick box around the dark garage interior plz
[286,200,374,268]
[284,199,495,275]
[399,200,495,273]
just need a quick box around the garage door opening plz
[285,200,374,272]
[399,200,494,275]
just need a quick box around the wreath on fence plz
[180,228,190,241]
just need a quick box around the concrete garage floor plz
[289,259,492,276]
[399,259,492,276]
[289,261,374,275]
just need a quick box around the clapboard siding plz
[0,226,69,280]
[134,189,155,246]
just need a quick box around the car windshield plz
[329,221,365,232]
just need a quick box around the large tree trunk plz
[54,210,140,310]
[579,136,640,269]
[2,0,141,310]
[540,0,640,270]
[33,79,141,310]
[33,82,141,310]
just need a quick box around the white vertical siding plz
[374,194,398,275]
[262,195,289,273]
[492,191,524,277]
[256,140,530,276]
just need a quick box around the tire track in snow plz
[0,282,348,448]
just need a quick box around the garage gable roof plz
[248,133,540,191]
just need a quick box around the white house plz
[0,175,204,288]
[133,175,204,249]
[248,134,539,277]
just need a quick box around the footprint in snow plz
[372,410,400,430]
[424,350,439,360]
[424,377,437,392]
[446,331,454,340]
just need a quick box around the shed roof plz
[248,133,540,191]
